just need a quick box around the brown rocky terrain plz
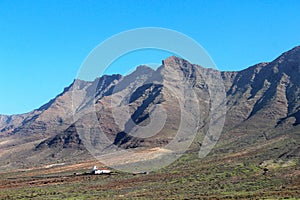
[0,46,299,171]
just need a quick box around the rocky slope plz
[0,46,299,170]
[216,46,300,161]
[224,46,300,129]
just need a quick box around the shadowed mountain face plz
[217,46,300,161]
[0,46,299,169]
[224,46,300,130]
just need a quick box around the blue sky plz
[0,0,300,115]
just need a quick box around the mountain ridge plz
[0,46,299,170]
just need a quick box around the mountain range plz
[0,46,299,171]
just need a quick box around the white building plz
[91,166,111,175]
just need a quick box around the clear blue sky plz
[0,0,300,115]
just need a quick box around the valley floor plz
[0,153,299,200]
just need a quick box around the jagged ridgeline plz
[0,46,299,169]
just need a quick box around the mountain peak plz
[162,56,189,66]
[275,45,300,62]
[135,65,155,73]
[267,45,300,76]
[290,45,300,51]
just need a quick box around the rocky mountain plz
[224,46,300,129]
[217,46,300,161]
[0,46,299,170]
